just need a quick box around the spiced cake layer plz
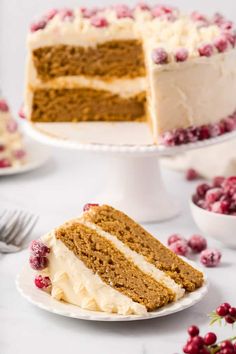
[31,88,146,122]
[32,41,145,81]
[82,205,204,292]
[24,5,236,143]
[30,204,204,315]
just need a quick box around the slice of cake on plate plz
[0,98,27,168]
[24,4,236,144]
[29,204,204,315]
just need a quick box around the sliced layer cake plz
[24,4,236,144]
[0,98,26,168]
[29,204,204,315]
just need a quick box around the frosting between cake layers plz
[81,219,185,300]
[41,231,147,315]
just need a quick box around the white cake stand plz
[24,121,236,223]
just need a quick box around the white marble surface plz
[0,148,236,354]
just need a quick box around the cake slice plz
[29,204,204,315]
[0,98,26,168]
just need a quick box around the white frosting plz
[81,219,185,300]
[41,231,147,315]
[146,49,236,141]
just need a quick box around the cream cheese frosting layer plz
[147,48,236,141]
[81,219,185,300]
[41,231,147,315]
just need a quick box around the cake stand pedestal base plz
[95,154,179,223]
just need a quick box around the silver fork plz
[0,209,39,253]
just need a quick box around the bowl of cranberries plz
[190,176,236,248]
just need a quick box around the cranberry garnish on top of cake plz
[0,97,27,168]
[24,3,236,145]
[29,204,204,315]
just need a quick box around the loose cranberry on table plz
[167,234,186,246]
[169,240,189,257]
[200,249,221,267]
[185,168,200,181]
[188,235,207,253]
[193,176,236,216]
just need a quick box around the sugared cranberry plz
[224,117,236,132]
[175,48,188,62]
[204,332,217,345]
[224,32,236,47]
[169,240,189,257]
[199,125,210,140]
[6,120,18,133]
[220,21,233,31]
[45,8,58,21]
[13,149,26,160]
[30,19,47,32]
[160,131,175,146]
[0,145,5,152]
[29,255,48,270]
[198,44,214,57]
[209,123,221,138]
[188,325,200,337]
[83,203,99,212]
[214,36,228,53]
[188,235,207,253]
[213,12,225,25]
[196,183,210,198]
[81,7,98,19]
[115,5,133,19]
[151,5,173,18]
[18,105,26,119]
[191,11,207,22]
[185,168,199,181]
[29,240,50,257]
[0,99,9,112]
[200,249,221,267]
[152,48,168,64]
[213,176,225,188]
[205,188,223,204]
[90,16,109,28]
[167,234,185,246]
[0,158,11,168]
[59,8,74,21]
[211,200,229,214]
[34,275,51,289]
[136,2,150,11]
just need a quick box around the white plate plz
[16,265,208,322]
[0,139,51,176]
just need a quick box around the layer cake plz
[29,204,204,315]
[24,4,236,145]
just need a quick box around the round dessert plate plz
[16,264,208,322]
[0,139,51,176]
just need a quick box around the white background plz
[1,0,236,112]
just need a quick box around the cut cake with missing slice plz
[29,204,204,315]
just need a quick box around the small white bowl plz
[190,199,236,248]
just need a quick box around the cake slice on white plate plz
[0,98,27,168]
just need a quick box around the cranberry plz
[0,99,9,112]
[175,48,188,62]
[81,7,98,18]
[45,8,58,21]
[18,105,26,119]
[151,5,174,18]
[209,123,221,137]
[211,200,229,214]
[167,234,185,246]
[213,12,225,25]
[90,16,109,28]
[169,240,189,256]
[6,120,18,133]
[191,11,207,22]
[59,8,74,21]
[200,249,221,267]
[13,149,26,160]
[34,275,51,289]
[188,235,207,253]
[205,188,223,204]
[225,315,235,324]
[204,332,217,345]
[224,32,236,47]
[228,307,236,317]
[216,305,229,316]
[199,125,210,140]
[191,336,204,348]
[220,340,234,349]
[29,240,50,257]
[29,255,48,270]
[30,19,47,32]
[0,145,5,152]
[83,203,99,212]
[220,21,233,30]
[0,158,11,168]
[185,168,199,181]
[196,184,210,198]
[136,2,150,11]
[152,48,168,64]
[220,349,234,354]
[214,36,229,52]
[224,117,236,132]
[184,343,199,354]
[115,5,133,19]
[198,44,214,57]
[213,176,225,188]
